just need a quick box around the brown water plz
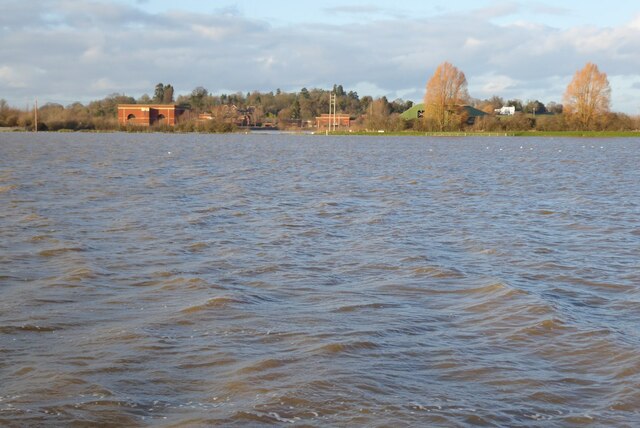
[1,133,639,426]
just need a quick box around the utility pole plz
[34,98,38,132]
[327,92,337,135]
[333,92,338,131]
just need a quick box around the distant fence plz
[422,132,516,137]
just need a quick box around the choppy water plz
[1,132,639,426]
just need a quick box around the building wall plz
[117,105,184,126]
[495,106,516,116]
[315,114,351,128]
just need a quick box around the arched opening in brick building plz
[157,114,166,125]
[127,114,136,122]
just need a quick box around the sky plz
[2,0,640,113]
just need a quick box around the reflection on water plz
[1,133,639,426]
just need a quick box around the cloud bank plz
[1,1,639,113]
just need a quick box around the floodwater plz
[1,133,639,427]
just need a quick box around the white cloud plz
[324,5,385,15]
[90,78,117,91]
[0,66,28,88]
[609,75,640,115]
[0,65,45,89]
[475,74,519,95]
[529,3,569,16]
[463,37,485,49]
[351,82,391,97]
[81,45,105,62]
[191,24,231,41]
[475,2,521,21]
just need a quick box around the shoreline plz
[328,130,640,138]
[2,127,639,138]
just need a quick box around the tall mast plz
[328,92,336,134]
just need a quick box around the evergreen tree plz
[153,83,164,103]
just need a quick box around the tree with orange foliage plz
[563,62,611,130]
[423,62,469,131]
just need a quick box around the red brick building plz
[315,114,351,129]
[117,104,186,127]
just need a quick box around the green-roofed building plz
[401,103,487,124]
[460,105,488,122]
[400,104,426,120]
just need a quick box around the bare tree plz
[563,62,611,130]
[423,62,469,131]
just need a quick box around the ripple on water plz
[186,242,209,252]
[332,302,402,313]
[156,277,223,292]
[311,341,380,355]
[179,296,246,313]
[235,357,294,375]
[62,267,102,282]
[410,265,465,279]
[0,184,18,193]
[0,324,60,333]
[37,247,86,257]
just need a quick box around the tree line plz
[421,61,637,132]
[0,84,413,132]
[1,63,638,132]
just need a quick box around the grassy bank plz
[4,128,639,138]
[327,130,640,138]
[510,130,640,137]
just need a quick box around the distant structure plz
[315,114,351,130]
[399,104,427,120]
[495,106,516,116]
[400,103,486,124]
[117,104,186,127]
[460,105,488,124]
[199,105,256,127]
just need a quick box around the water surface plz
[1,133,639,426]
